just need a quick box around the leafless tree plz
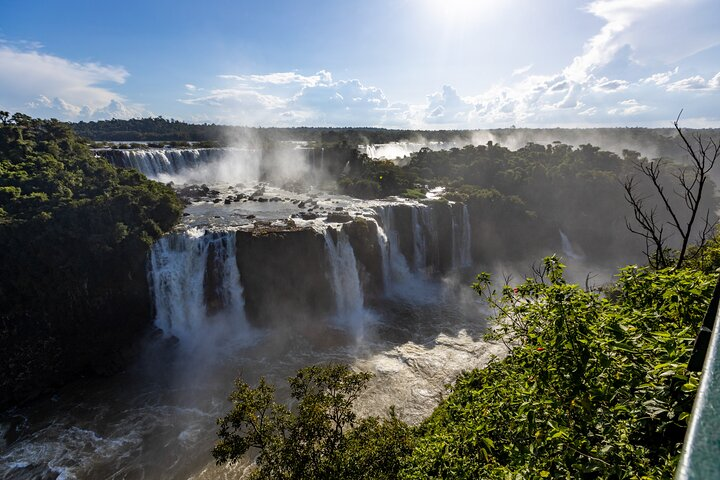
[624,111,719,269]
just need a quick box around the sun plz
[418,0,501,27]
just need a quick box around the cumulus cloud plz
[0,44,144,120]
[177,0,719,127]
[641,67,679,86]
[218,71,333,88]
[667,72,720,91]
[608,99,652,116]
[180,71,397,126]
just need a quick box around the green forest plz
[0,112,183,406]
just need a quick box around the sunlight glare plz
[420,0,500,25]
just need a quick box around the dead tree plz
[624,111,719,269]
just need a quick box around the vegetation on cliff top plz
[0,112,183,406]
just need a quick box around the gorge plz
[0,144,504,479]
[1,123,710,478]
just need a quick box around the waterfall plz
[98,148,266,185]
[452,204,473,268]
[104,149,224,178]
[323,229,366,333]
[559,230,583,261]
[148,228,246,342]
[411,207,428,273]
[375,206,413,285]
[460,204,472,267]
[372,218,392,290]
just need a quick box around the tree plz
[624,112,719,269]
[402,257,714,479]
[214,364,381,479]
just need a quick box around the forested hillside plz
[0,113,183,406]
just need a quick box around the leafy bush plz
[402,257,714,479]
[214,364,414,479]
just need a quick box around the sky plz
[1,0,719,128]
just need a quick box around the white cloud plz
[177,0,720,127]
[0,44,143,120]
[181,73,395,126]
[641,67,679,85]
[512,64,533,77]
[608,99,651,115]
[592,78,630,92]
[218,70,333,88]
[667,72,720,91]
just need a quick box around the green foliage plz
[401,188,426,200]
[402,257,714,479]
[339,158,416,199]
[0,113,183,406]
[213,364,414,479]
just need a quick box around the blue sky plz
[1,0,719,128]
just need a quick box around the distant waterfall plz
[324,229,366,333]
[559,230,583,261]
[148,228,245,342]
[372,218,392,290]
[101,149,226,179]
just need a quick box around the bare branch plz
[624,112,718,269]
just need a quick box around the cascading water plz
[148,228,246,344]
[375,205,413,286]
[453,204,473,268]
[411,207,428,273]
[323,228,367,335]
[372,218,392,290]
[104,149,226,179]
[559,230,583,261]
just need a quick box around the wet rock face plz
[380,202,458,275]
[342,219,384,298]
[235,228,335,326]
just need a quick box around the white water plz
[559,230,584,261]
[101,147,329,187]
[375,205,414,286]
[359,141,465,164]
[453,204,472,268]
[323,229,368,336]
[148,228,247,344]
[110,149,225,180]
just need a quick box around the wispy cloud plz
[512,64,533,77]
